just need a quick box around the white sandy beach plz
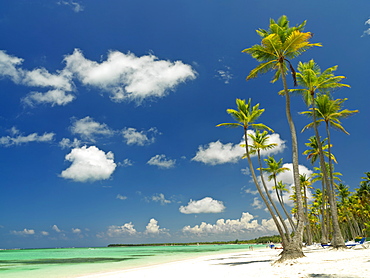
[78,244,370,278]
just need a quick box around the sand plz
[78,244,370,278]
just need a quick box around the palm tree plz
[302,95,358,247]
[300,174,314,245]
[242,16,321,259]
[260,156,295,230]
[303,136,337,165]
[216,98,292,255]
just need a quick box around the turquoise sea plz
[0,244,264,277]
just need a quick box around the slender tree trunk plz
[274,176,296,231]
[325,122,346,248]
[303,185,313,245]
[242,128,289,247]
[276,62,305,261]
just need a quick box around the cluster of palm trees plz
[217,15,361,262]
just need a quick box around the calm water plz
[0,244,264,277]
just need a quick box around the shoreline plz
[76,245,370,278]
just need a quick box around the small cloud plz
[22,89,75,107]
[0,128,55,147]
[216,68,233,84]
[70,117,114,142]
[244,188,258,195]
[116,194,128,200]
[179,197,225,214]
[106,223,137,237]
[118,158,133,167]
[148,193,171,205]
[144,218,169,235]
[57,1,84,13]
[241,167,250,176]
[52,225,62,233]
[147,154,175,169]
[362,18,370,37]
[41,231,49,236]
[72,228,81,233]
[252,197,263,209]
[59,138,82,149]
[10,228,35,236]
[122,127,158,146]
[60,146,117,182]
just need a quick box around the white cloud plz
[10,228,35,236]
[216,67,233,84]
[362,18,370,37]
[52,225,62,233]
[63,49,196,103]
[116,194,128,200]
[118,158,133,167]
[59,138,82,149]
[70,116,114,142]
[192,131,285,165]
[122,127,157,146]
[41,231,49,236]
[252,197,263,209]
[22,89,75,107]
[179,197,225,214]
[147,154,176,169]
[0,128,55,146]
[106,223,137,237]
[144,218,169,235]
[0,50,24,82]
[57,1,84,12]
[182,212,278,236]
[149,193,171,205]
[60,146,117,182]
[244,187,258,195]
[72,228,81,233]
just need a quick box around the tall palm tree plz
[247,131,291,236]
[300,174,314,245]
[292,60,349,247]
[302,95,358,247]
[216,99,292,253]
[303,136,337,165]
[243,16,321,259]
[260,156,295,230]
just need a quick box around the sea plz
[0,244,265,277]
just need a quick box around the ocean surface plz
[0,244,265,277]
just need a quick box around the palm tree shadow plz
[217,259,272,266]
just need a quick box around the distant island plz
[108,235,281,247]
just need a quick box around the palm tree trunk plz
[277,62,305,261]
[242,128,289,247]
[274,177,296,231]
[325,122,346,248]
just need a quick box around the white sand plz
[78,245,370,278]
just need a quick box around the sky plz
[1,0,369,249]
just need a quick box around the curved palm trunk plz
[274,176,296,231]
[325,122,346,248]
[303,185,313,245]
[257,152,291,237]
[242,128,289,247]
[278,62,305,261]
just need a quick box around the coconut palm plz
[260,156,295,230]
[303,136,337,165]
[216,99,292,253]
[243,16,321,259]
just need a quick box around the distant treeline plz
[107,235,281,247]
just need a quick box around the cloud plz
[362,18,370,37]
[106,223,138,237]
[148,193,172,205]
[144,218,169,235]
[122,127,158,146]
[182,212,278,236]
[10,228,35,236]
[147,154,176,169]
[72,228,81,233]
[179,197,225,214]
[116,194,128,200]
[22,89,75,107]
[118,158,133,167]
[70,116,114,142]
[192,131,285,165]
[60,145,117,182]
[52,225,62,233]
[57,1,84,13]
[63,49,196,103]
[41,231,49,236]
[0,128,55,146]
[216,67,233,84]
[59,138,82,149]
[251,197,263,209]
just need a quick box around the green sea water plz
[0,244,264,277]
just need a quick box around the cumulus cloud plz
[70,116,114,142]
[144,218,169,235]
[182,212,278,236]
[60,145,117,182]
[147,154,176,169]
[362,18,370,37]
[192,131,285,165]
[148,193,172,205]
[63,49,196,103]
[0,49,196,106]
[0,128,55,146]
[10,228,35,236]
[179,197,225,214]
[122,127,158,146]
[52,225,62,233]
[116,194,128,200]
[106,223,138,237]
[57,1,84,12]
[22,89,75,107]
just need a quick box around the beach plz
[78,245,370,278]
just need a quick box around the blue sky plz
[1,0,369,249]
